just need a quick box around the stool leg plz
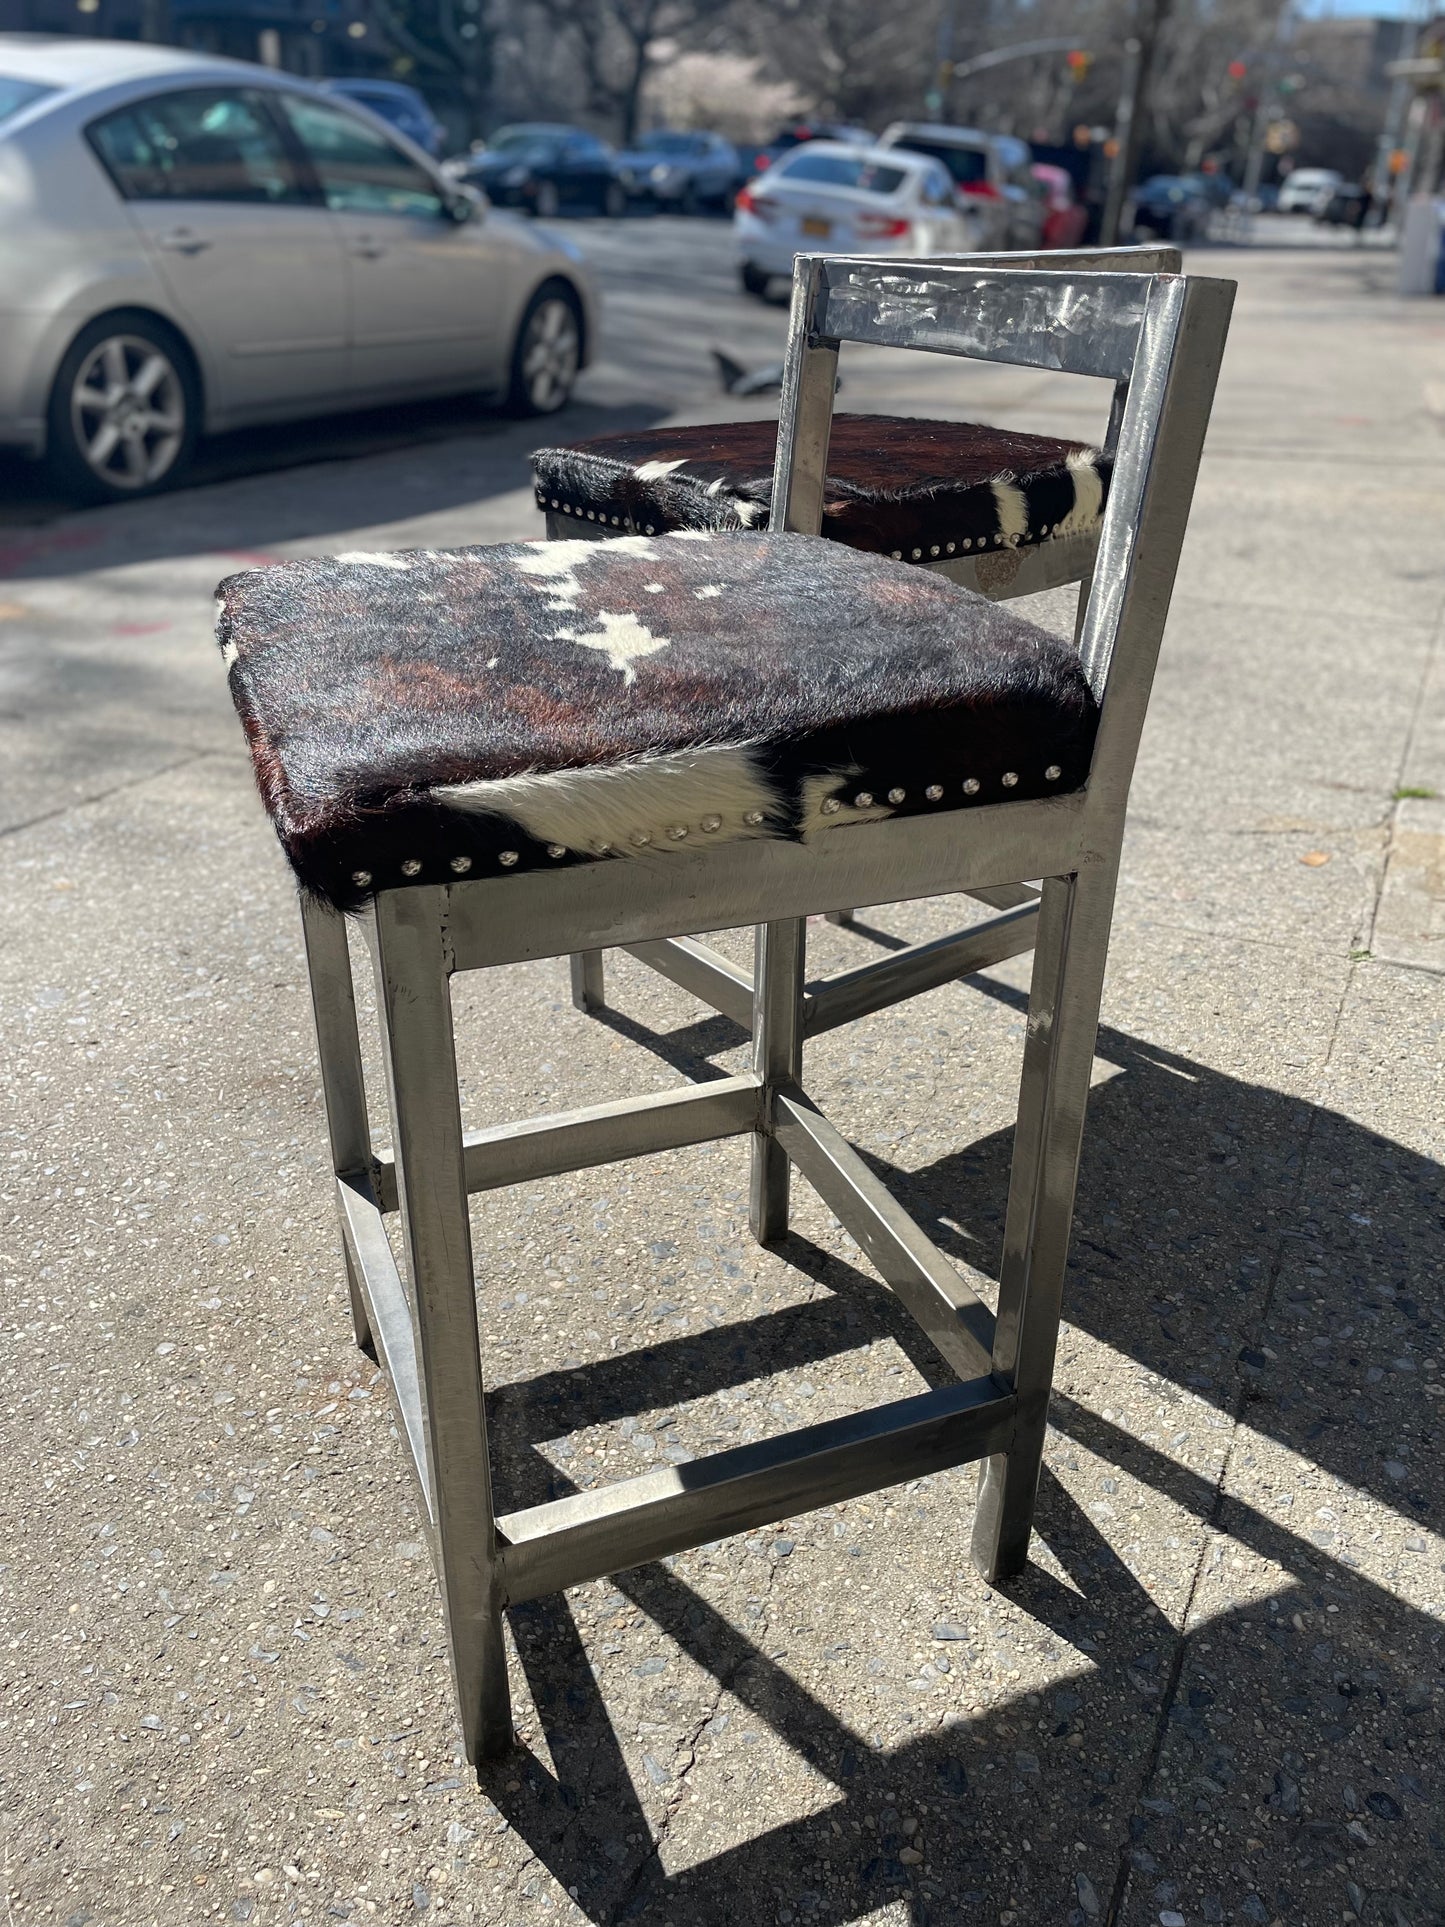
[371,889,513,1763]
[569,949,605,1013]
[971,863,1117,1585]
[750,918,806,1245]
[300,896,374,1356]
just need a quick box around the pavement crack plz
[1103,954,1355,1927]
[0,747,230,839]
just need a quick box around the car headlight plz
[503,166,528,186]
[650,164,676,184]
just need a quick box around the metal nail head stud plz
[546,844,567,859]
[743,810,765,826]
[887,788,905,805]
[1044,765,1062,781]
[351,869,372,888]
[666,825,688,840]
[450,855,472,874]
[853,792,874,808]
[925,784,943,801]
[498,850,519,867]
[400,858,422,877]
[962,777,980,796]
[820,797,841,814]
[700,815,722,832]
[1001,771,1019,788]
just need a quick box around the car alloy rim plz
[522,300,579,411]
[71,336,185,490]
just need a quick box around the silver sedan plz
[0,37,600,501]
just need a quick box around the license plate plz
[800,215,832,237]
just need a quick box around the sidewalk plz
[0,238,1441,1927]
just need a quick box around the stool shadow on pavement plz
[467,963,1443,1926]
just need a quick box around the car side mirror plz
[444,186,484,224]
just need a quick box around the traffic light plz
[1227,59,1247,82]
[1065,49,1092,81]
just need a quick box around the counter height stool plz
[530,246,1181,1031]
[219,257,1232,1764]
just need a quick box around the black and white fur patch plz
[532,414,1110,560]
[216,531,1098,912]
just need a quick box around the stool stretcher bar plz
[336,1174,434,1529]
[773,1087,996,1379]
[374,1073,763,1212]
[495,1374,1016,1605]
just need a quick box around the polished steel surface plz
[496,1376,1016,1605]
[297,256,1232,1761]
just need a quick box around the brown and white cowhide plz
[531,415,1109,560]
[216,530,1097,912]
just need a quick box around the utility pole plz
[1100,0,1171,246]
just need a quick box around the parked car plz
[1030,163,1087,249]
[1180,167,1234,209]
[614,128,744,212]
[747,120,874,178]
[734,141,976,298]
[449,123,626,218]
[878,122,1046,251]
[0,38,599,501]
[1128,174,1212,243]
[1317,181,1370,229]
[1277,166,1342,216]
[320,77,444,158]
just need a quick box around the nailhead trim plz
[351,869,372,887]
[853,791,873,808]
[887,787,905,804]
[546,843,567,858]
[700,814,722,831]
[820,797,841,814]
[401,857,421,877]
[1044,765,1061,781]
[963,777,980,795]
[1001,771,1019,787]
[925,784,943,801]
[743,810,765,826]
[450,855,472,874]
[498,849,519,866]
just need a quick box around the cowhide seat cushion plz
[217,531,1098,913]
[532,415,1109,562]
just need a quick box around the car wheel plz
[46,311,198,505]
[603,179,626,219]
[534,179,560,219]
[507,281,582,416]
[740,262,770,298]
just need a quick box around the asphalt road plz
[2,221,1441,1927]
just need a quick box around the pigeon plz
[711,349,843,397]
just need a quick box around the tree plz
[735,0,943,130]
[530,0,739,144]
[364,0,495,143]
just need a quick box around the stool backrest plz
[769,250,1234,818]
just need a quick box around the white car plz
[734,141,976,297]
[0,37,599,501]
[1277,167,1342,216]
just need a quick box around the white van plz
[1278,168,1342,216]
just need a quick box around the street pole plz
[1100,36,1143,245]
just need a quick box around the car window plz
[891,138,987,188]
[88,88,301,204]
[278,94,442,216]
[0,76,56,128]
[920,164,954,207]
[777,153,907,194]
[564,133,607,159]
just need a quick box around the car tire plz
[603,179,626,219]
[533,179,560,219]
[507,280,583,416]
[740,262,771,298]
[45,310,199,506]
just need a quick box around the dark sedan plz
[450,123,626,218]
[614,129,745,212]
[747,119,875,178]
[1129,174,1211,243]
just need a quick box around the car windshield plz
[891,138,987,187]
[777,152,907,194]
[0,76,57,128]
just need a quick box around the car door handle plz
[158,229,211,254]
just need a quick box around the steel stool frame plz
[299,257,1232,1763]
[544,245,1181,1025]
